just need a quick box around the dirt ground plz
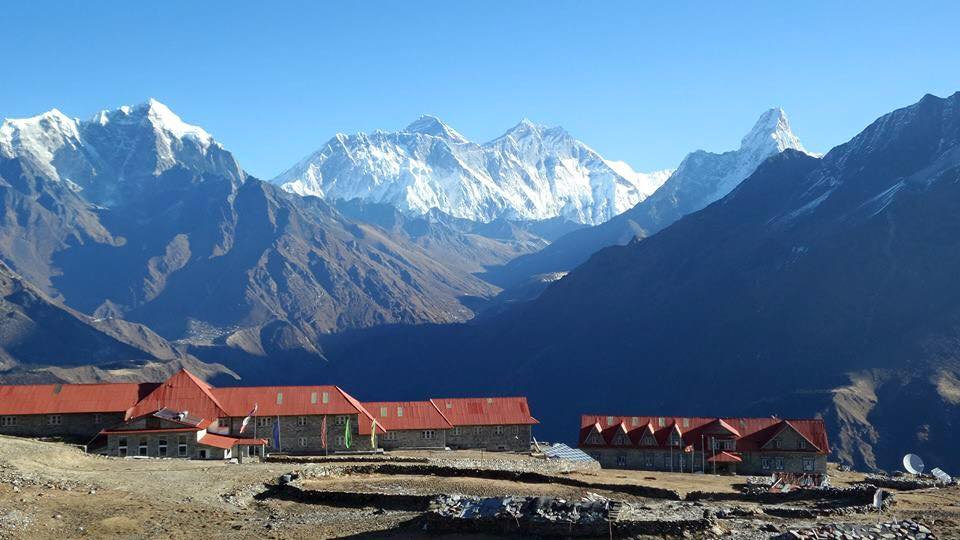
[0,436,957,539]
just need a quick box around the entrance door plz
[198,449,208,460]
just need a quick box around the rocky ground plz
[0,436,956,539]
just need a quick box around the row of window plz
[607,416,693,428]
[1,414,106,427]
[448,425,519,436]
[117,435,189,457]
[254,415,351,427]
[276,391,330,405]
[762,457,816,472]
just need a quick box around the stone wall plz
[229,413,371,454]
[379,429,447,450]
[0,412,125,441]
[446,424,531,452]
[104,431,227,460]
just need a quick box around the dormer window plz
[683,418,690,428]
[658,417,665,427]
[798,439,807,450]
[631,417,639,426]
[276,392,283,405]
[311,391,318,404]
[397,406,404,417]
[380,407,388,417]
[606,416,615,426]
[322,392,329,404]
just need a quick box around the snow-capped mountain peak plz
[1,100,242,202]
[404,115,468,143]
[739,107,806,155]
[274,117,669,225]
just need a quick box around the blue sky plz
[3,1,959,178]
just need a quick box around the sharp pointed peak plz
[93,98,214,143]
[740,107,806,154]
[404,114,467,143]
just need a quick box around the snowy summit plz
[273,117,672,225]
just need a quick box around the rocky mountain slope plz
[0,259,230,383]
[319,93,960,472]
[484,108,810,290]
[274,116,671,225]
[0,101,512,361]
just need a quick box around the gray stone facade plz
[104,431,221,459]
[587,446,826,475]
[0,412,125,441]
[445,424,532,452]
[378,428,447,450]
[228,413,372,454]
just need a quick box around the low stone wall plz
[414,512,710,538]
[864,474,941,491]
[256,483,433,511]
[266,455,429,464]
[686,484,877,505]
[328,463,683,500]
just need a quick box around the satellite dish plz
[903,453,925,475]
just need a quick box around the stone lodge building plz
[0,369,538,459]
[578,414,829,475]
[430,397,539,452]
[362,401,453,450]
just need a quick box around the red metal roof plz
[198,433,267,450]
[429,397,538,426]
[578,415,829,454]
[212,385,382,434]
[362,401,453,431]
[0,382,150,415]
[126,369,226,422]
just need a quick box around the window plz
[451,427,462,436]
[422,430,435,440]
[445,401,452,409]
[380,407,388,417]
[616,455,626,466]
[257,417,272,427]
[311,391,318,404]
[670,433,681,446]
[721,439,736,451]
[798,439,807,450]
[335,415,345,426]
[644,453,654,467]
[322,392,329,404]
[803,458,815,472]
[683,418,690,428]
[773,439,783,449]
[397,406,404,417]
[178,435,187,457]
[658,417,665,427]
[1,416,16,427]
[93,414,103,425]
[606,416,614,426]
[631,417,639,426]
[298,437,307,447]
[297,416,307,426]
[385,431,398,441]
[486,398,493,404]
[118,437,128,457]
[514,425,520,435]
[336,435,344,446]
[47,414,62,426]
[276,392,283,405]
[495,426,504,435]
[761,457,771,471]
[158,439,167,457]
[474,426,482,435]
[138,438,148,456]
[774,457,785,471]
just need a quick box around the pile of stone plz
[431,494,611,524]
[778,519,936,539]
[865,473,940,491]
